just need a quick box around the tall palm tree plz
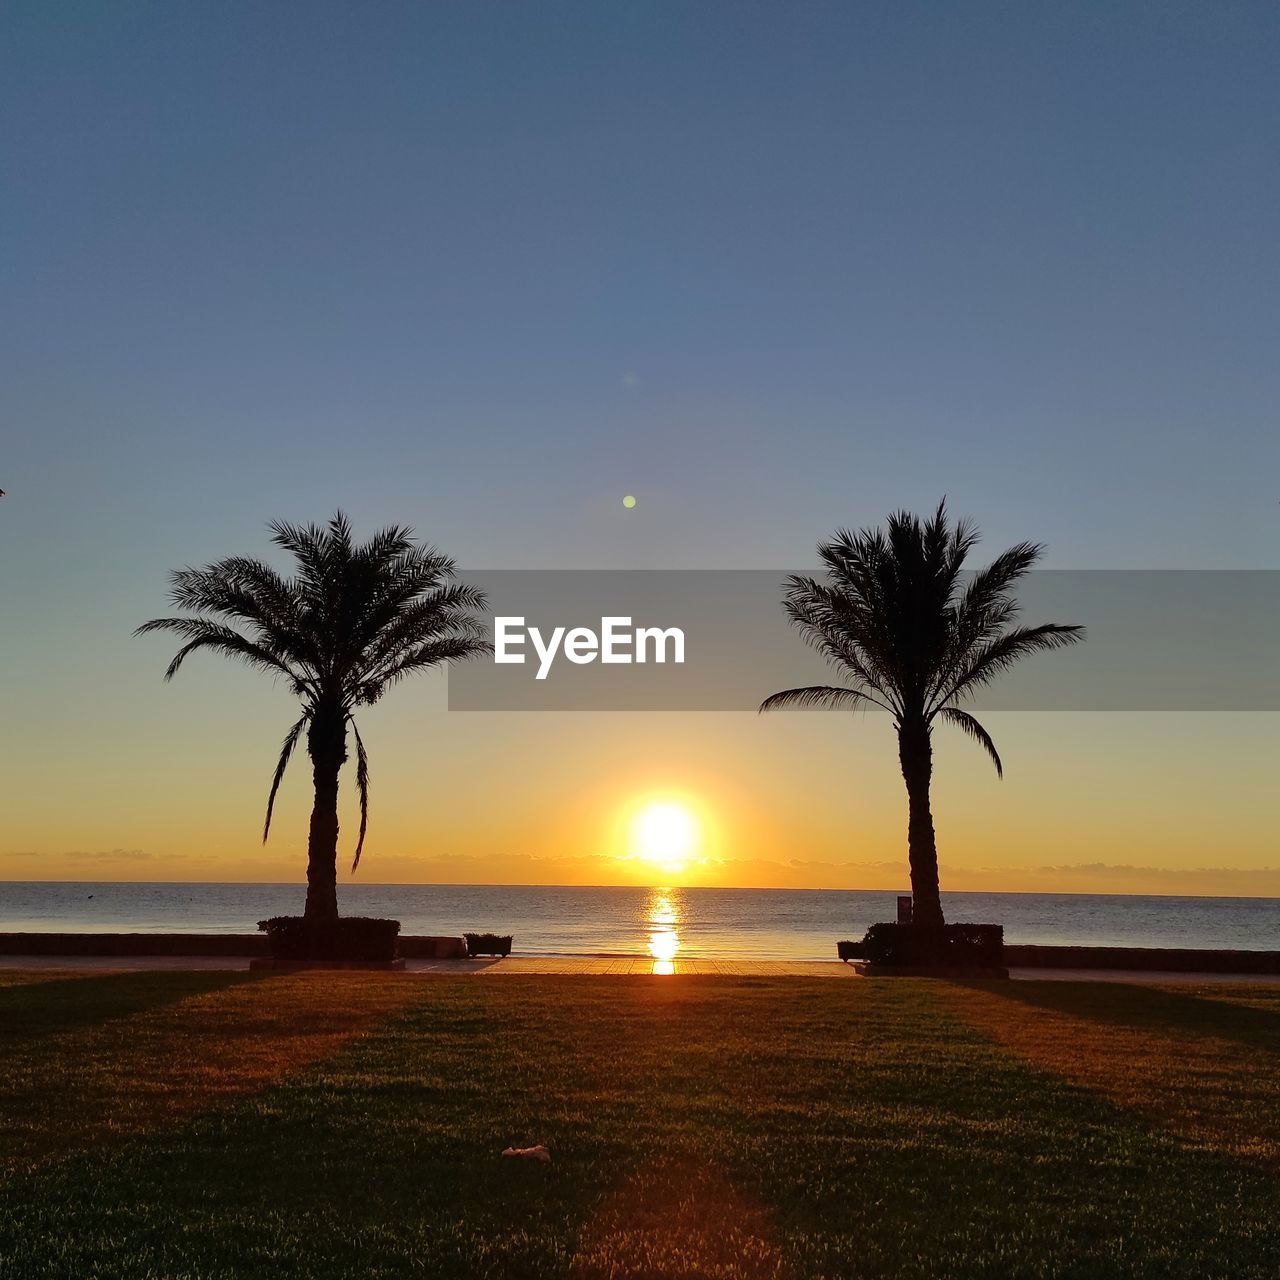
[138,513,489,922]
[760,502,1083,929]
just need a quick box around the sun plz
[629,801,701,875]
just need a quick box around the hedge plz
[257,916,401,962]
[862,922,1004,968]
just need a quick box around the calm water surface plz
[2,882,1277,960]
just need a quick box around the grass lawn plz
[1,971,1279,1278]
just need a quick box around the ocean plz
[1,882,1277,960]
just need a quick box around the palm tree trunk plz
[304,705,347,922]
[898,717,945,929]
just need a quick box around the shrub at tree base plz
[257,917,401,962]
[464,932,513,958]
[862,922,1004,969]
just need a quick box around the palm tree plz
[138,513,489,922]
[760,502,1083,929]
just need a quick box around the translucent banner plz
[446,570,1280,711]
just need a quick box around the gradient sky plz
[2,2,1277,894]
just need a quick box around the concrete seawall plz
[0,933,468,960]
[1,933,1279,973]
[1004,943,1280,974]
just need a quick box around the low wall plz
[1006,944,1280,974]
[398,936,468,960]
[0,933,270,956]
[4,934,1280,973]
[0,933,468,960]
[839,939,1280,973]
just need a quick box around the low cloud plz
[937,861,1280,896]
[2,849,1275,897]
[1034,862,1280,877]
[5,848,157,862]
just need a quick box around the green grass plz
[1,972,1279,1278]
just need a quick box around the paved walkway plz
[2,955,1278,983]
[0,955,854,977]
[1006,966,1280,985]
[417,957,857,976]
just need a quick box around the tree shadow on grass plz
[952,978,1280,1056]
[940,977,1280,1177]
[0,969,257,1051]
[0,971,418,1177]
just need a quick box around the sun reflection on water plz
[647,889,681,974]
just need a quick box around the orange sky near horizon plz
[3,662,1276,897]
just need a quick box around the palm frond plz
[780,576,902,711]
[926,541,1043,707]
[349,716,369,873]
[352,523,417,570]
[355,637,493,704]
[961,541,1041,613]
[345,579,489,683]
[167,566,320,677]
[758,685,889,714]
[934,622,1085,710]
[935,706,1003,777]
[134,617,303,686]
[263,714,308,842]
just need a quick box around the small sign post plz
[897,895,913,924]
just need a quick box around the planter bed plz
[464,932,513,958]
[257,916,401,965]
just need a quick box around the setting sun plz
[629,801,701,874]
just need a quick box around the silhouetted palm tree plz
[138,514,489,922]
[761,502,1083,929]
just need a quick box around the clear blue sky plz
[5,1,1277,571]
[1,3,1276,886]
